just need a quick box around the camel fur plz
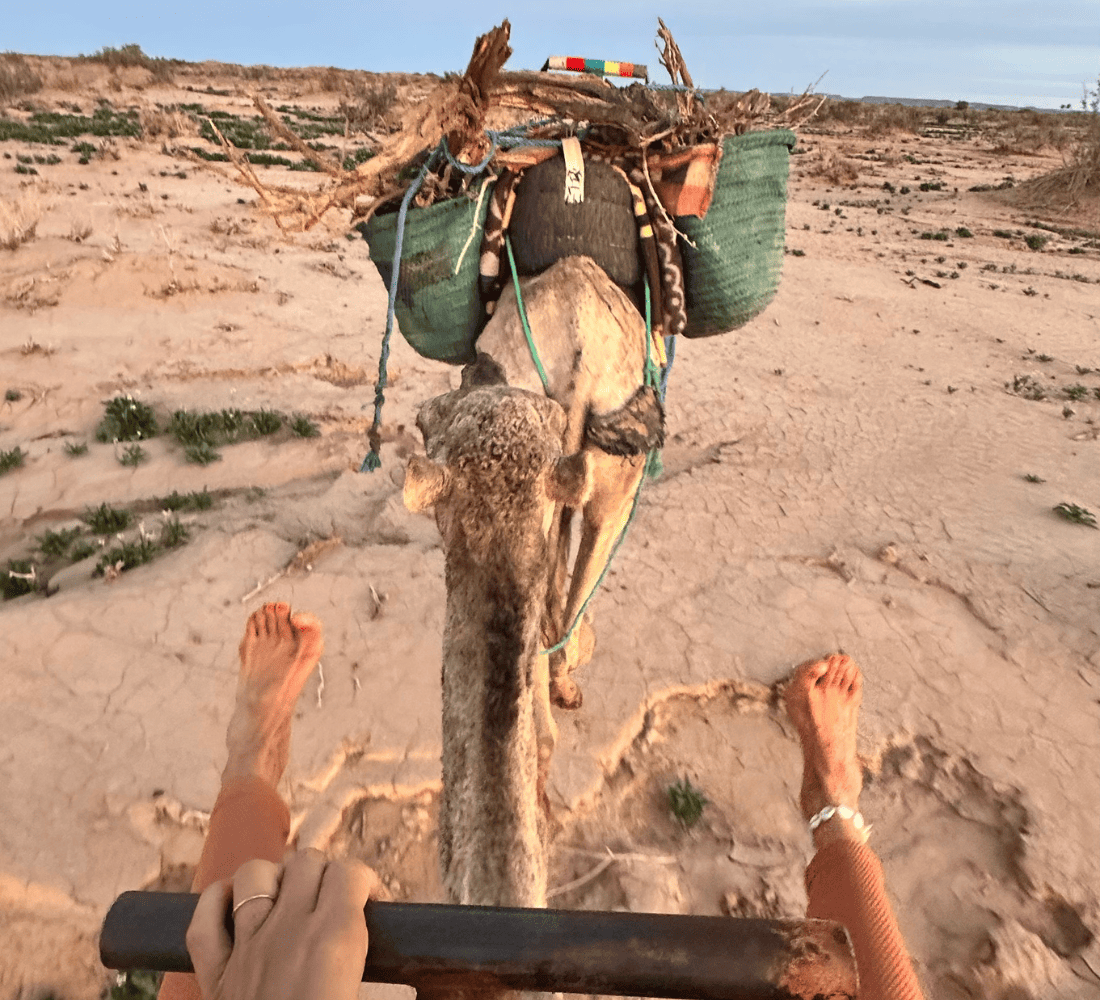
[475,254,664,710]
[404,356,591,920]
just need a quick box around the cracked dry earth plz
[2,72,1100,1000]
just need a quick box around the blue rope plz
[360,147,441,472]
[360,125,586,472]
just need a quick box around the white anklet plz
[808,804,871,841]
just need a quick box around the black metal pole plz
[101,891,855,999]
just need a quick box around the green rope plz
[499,253,659,657]
[504,235,551,394]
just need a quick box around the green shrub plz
[290,415,320,438]
[83,502,132,534]
[955,227,973,238]
[96,396,158,442]
[251,409,282,435]
[667,777,708,828]
[0,447,25,474]
[64,440,89,457]
[160,517,190,547]
[119,443,148,466]
[159,488,213,511]
[184,442,221,465]
[1024,234,1048,250]
[2,559,37,600]
[36,527,83,558]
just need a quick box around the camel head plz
[404,353,592,568]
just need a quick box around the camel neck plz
[438,543,549,910]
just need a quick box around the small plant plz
[899,186,911,195]
[290,414,320,438]
[1024,234,1048,251]
[3,559,37,600]
[96,395,157,443]
[160,517,190,548]
[1075,365,1093,375]
[667,777,709,828]
[159,488,213,511]
[955,227,973,238]
[83,502,132,534]
[920,230,949,241]
[0,446,26,474]
[64,440,89,457]
[1023,473,1046,483]
[185,442,221,465]
[993,229,1015,239]
[1006,374,1047,401]
[4,388,21,402]
[1036,354,1054,362]
[251,409,282,435]
[69,539,97,562]
[1023,286,1038,297]
[95,534,159,575]
[36,526,83,558]
[119,443,148,467]
[1053,502,1097,528]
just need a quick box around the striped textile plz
[541,56,648,80]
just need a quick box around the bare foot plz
[222,602,324,787]
[784,654,865,846]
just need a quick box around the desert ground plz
[1,53,1099,1000]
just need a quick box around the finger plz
[232,858,282,941]
[187,879,234,999]
[315,859,378,954]
[278,847,329,914]
[263,602,278,638]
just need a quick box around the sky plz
[7,1,1100,110]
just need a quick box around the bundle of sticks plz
[215,19,820,231]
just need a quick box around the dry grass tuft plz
[1016,115,1100,212]
[339,79,398,134]
[0,53,43,105]
[67,218,94,243]
[806,149,860,185]
[141,106,197,140]
[0,197,41,251]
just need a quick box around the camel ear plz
[404,455,449,512]
[546,452,592,507]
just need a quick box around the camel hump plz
[509,154,641,289]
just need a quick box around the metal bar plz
[101,892,855,999]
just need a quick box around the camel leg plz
[550,450,646,709]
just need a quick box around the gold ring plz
[232,893,277,916]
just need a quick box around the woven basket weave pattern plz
[362,180,493,365]
[677,130,796,338]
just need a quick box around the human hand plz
[187,849,380,1000]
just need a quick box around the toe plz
[273,602,291,641]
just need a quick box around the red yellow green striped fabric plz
[542,56,648,80]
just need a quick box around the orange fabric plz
[806,838,926,1000]
[157,777,290,1000]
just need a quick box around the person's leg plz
[786,654,925,1000]
[158,602,324,1000]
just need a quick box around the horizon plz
[6,3,1099,112]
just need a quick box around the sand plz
[1,61,1099,1000]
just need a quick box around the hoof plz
[551,677,583,710]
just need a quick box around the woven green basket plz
[677,129,796,338]
[359,178,494,365]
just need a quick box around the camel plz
[475,254,664,711]
[404,355,588,999]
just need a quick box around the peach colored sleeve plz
[157,776,290,1000]
[805,838,926,1000]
